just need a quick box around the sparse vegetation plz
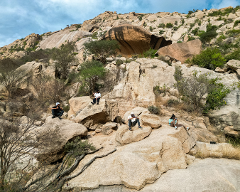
[142,48,157,58]
[158,23,165,28]
[148,105,160,114]
[198,23,218,44]
[84,40,119,64]
[166,23,173,28]
[174,66,230,113]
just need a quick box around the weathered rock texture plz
[35,116,88,163]
[102,24,172,56]
[64,126,196,191]
[157,39,202,63]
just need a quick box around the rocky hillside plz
[0,6,240,192]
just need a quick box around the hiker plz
[91,90,101,105]
[169,114,190,131]
[52,102,64,119]
[128,112,142,131]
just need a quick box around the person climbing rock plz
[169,114,190,131]
[91,90,101,105]
[52,102,64,119]
[128,112,142,131]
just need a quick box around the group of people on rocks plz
[51,91,190,131]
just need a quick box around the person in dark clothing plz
[52,102,64,119]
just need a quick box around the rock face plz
[73,99,110,125]
[102,24,172,56]
[115,124,152,145]
[157,39,202,63]
[39,29,92,49]
[65,126,196,191]
[68,96,92,118]
[82,158,240,192]
[35,117,88,163]
[226,59,240,77]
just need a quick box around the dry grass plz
[194,144,240,160]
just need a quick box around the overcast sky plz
[0,0,239,47]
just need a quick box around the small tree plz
[190,47,226,70]
[84,40,119,64]
[174,66,230,113]
[78,60,106,95]
[51,42,77,80]
[0,59,25,99]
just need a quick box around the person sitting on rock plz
[91,90,101,105]
[128,112,142,131]
[52,102,64,119]
[169,114,189,131]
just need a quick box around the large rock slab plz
[81,158,240,192]
[140,113,162,129]
[157,39,202,63]
[65,126,195,191]
[141,158,240,192]
[35,116,88,163]
[74,99,110,124]
[68,96,92,118]
[102,24,172,56]
[115,124,152,145]
[226,59,240,76]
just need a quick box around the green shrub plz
[226,29,240,37]
[158,23,165,28]
[92,32,98,39]
[78,60,106,95]
[166,23,173,28]
[50,42,76,79]
[153,84,169,96]
[138,14,144,21]
[234,20,240,27]
[190,47,226,70]
[174,66,230,114]
[208,7,234,16]
[159,30,165,35]
[174,21,178,25]
[167,99,180,107]
[143,48,157,58]
[198,23,218,44]
[64,137,95,157]
[226,136,240,147]
[149,26,153,32]
[191,27,199,35]
[225,49,240,61]
[181,19,185,25]
[173,26,178,31]
[84,40,119,64]
[148,105,160,114]
[116,59,123,66]
[204,78,230,113]
[187,36,195,41]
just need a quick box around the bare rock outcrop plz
[73,98,110,124]
[157,39,202,63]
[102,24,172,57]
[226,59,240,77]
[35,117,88,163]
[65,126,195,191]
[115,124,152,145]
[39,29,91,49]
